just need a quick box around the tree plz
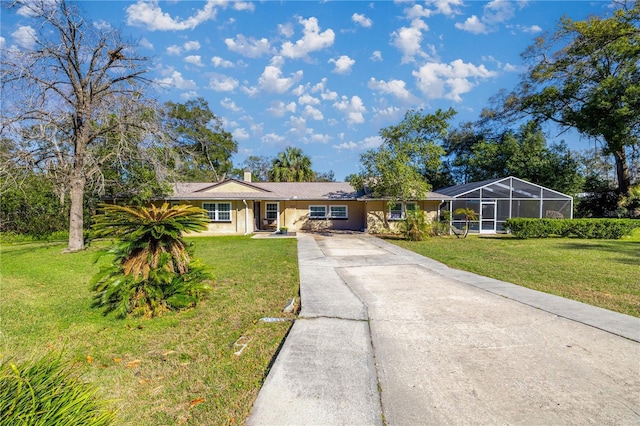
[315,170,336,182]
[268,146,316,182]
[0,172,69,236]
[238,155,272,182]
[453,207,478,239]
[91,203,212,318]
[1,0,160,251]
[451,121,584,195]
[351,109,455,200]
[163,98,237,182]
[483,2,640,194]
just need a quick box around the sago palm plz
[91,203,212,318]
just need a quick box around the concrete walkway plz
[246,233,640,425]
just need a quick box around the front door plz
[480,201,496,234]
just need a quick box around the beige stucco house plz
[163,171,450,235]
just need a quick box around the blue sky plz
[1,1,611,181]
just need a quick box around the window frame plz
[388,202,417,220]
[309,205,328,219]
[329,205,348,219]
[202,202,232,222]
[265,202,279,220]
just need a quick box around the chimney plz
[243,168,252,183]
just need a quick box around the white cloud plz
[183,40,201,51]
[180,91,199,100]
[368,78,417,103]
[156,70,197,90]
[250,124,264,137]
[483,0,516,24]
[0,36,5,49]
[208,73,239,92]
[309,133,331,144]
[233,1,255,12]
[455,15,488,34]
[184,55,203,66]
[126,0,222,31]
[278,23,294,38]
[139,38,154,50]
[303,105,324,120]
[329,55,355,74]
[166,45,182,55]
[232,128,250,140]
[11,26,37,50]
[333,95,366,125]
[258,57,303,93]
[93,20,112,31]
[352,13,372,28]
[322,91,338,101]
[333,136,382,151]
[299,93,320,105]
[16,1,56,17]
[221,97,243,112]
[313,79,338,101]
[511,24,542,34]
[412,59,496,102]
[391,18,430,64]
[280,16,335,59]
[212,56,234,68]
[404,4,432,19]
[240,85,259,96]
[503,63,524,73]
[267,101,297,117]
[311,79,327,93]
[225,34,272,58]
[373,106,402,121]
[291,84,308,97]
[262,133,286,144]
[287,115,308,134]
[430,0,464,17]
[456,0,526,34]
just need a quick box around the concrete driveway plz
[247,233,640,425]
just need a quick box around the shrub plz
[504,218,640,239]
[90,203,213,318]
[0,352,115,425]
[397,208,431,241]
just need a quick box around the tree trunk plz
[613,148,630,195]
[67,130,88,252]
[67,173,86,251]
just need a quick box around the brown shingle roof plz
[166,180,361,200]
[165,179,450,201]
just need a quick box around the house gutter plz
[243,199,250,235]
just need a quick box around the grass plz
[390,230,640,318]
[0,236,299,425]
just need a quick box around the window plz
[309,205,327,219]
[266,203,278,220]
[203,202,231,222]
[329,205,348,219]
[389,202,417,220]
[389,203,403,220]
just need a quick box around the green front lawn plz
[0,236,299,425]
[391,232,640,317]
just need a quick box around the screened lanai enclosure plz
[437,176,573,234]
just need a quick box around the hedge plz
[504,218,640,239]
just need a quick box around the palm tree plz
[453,207,478,239]
[91,203,212,318]
[268,146,316,182]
